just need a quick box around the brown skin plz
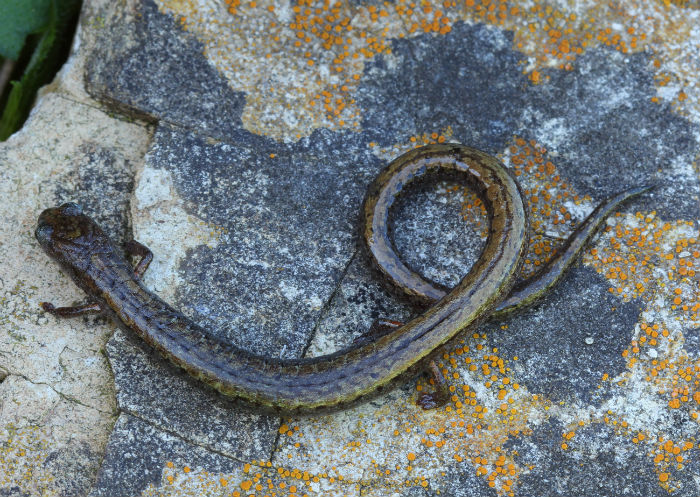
[35,144,648,415]
[363,171,652,314]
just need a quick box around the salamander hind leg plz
[125,240,153,279]
[40,301,104,317]
[417,360,450,409]
[352,318,403,346]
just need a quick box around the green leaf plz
[0,0,52,60]
[0,0,81,140]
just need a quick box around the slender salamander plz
[36,143,650,414]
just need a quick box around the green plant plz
[0,0,82,141]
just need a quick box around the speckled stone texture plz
[89,414,245,497]
[86,0,247,140]
[0,90,150,496]
[6,0,699,495]
[505,419,698,497]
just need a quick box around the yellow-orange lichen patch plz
[585,213,699,318]
[648,437,696,492]
[583,210,700,492]
[156,0,700,140]
[0,425,56,493]
[501,137,588,238]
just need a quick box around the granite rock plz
[90,414,246,497]
[2,0,700,495]
[93,9,700,497]
[0,88,150,495]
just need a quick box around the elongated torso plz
[36,144,648,415]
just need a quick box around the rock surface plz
[1,0,700,495]
[0,89,150,495]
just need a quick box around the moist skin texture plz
[35,144,648,415]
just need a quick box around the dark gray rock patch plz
[683,326,699,360]
[86,0,246,141]
[90,413,243,497]
[103,124,390,466]
[482,265,643,406]
[53,142,135,245]
[106,328,278,462]
[357,22,528,152]
[507,420,697,497]
[522,48,700,220]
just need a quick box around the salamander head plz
[35,203,106,267]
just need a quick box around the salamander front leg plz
[417,361,450,410]
[125,240,153,279]
[40,301,104,317]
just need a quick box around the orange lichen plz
[647,437,696,491]
[503,137,584,232]
[587,214,699,315]
[162,0,700,140]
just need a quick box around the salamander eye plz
[60,203,83,216]
[35,223,54,245]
